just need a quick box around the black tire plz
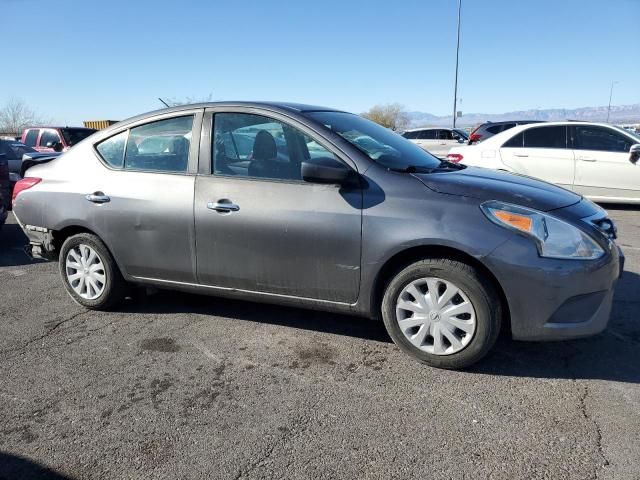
[381,258,502,370]
[59,233,127,310]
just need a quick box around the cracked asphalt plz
[1,207,639,480]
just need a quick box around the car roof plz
[404,127,455,132]
[478,120,544,126]
[478,121,634,145]
[23,126,95,130]
[106,101,346,132]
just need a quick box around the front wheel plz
[381,258,502,369]
[59,233,127,310]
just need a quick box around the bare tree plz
[0,98,49,135]
[361,103,409,131]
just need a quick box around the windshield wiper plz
[436,159,465,170]
[390,161,464,174]
[389,165,436,173]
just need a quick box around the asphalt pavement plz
[1,207,639,480]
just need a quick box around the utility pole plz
[452,0,462,128]
[606,81,618,123]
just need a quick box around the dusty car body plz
[12,102,623,368]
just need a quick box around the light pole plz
[606,81,619,123]
[452,0,462,128]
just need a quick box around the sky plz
[2,0,638,125]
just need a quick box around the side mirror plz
[630,144,640,165]
[456,137,465,143]
[301,157,355,185]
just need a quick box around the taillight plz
[447,153,464,163]
[469,133,482,143]
[12,177,41,204]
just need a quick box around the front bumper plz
[484,237,621,341]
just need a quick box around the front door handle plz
[207,201,240,213]
[578,156,597,162]
[85,192,110,204]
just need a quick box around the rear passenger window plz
[523,126,567,149]
[418,130,436,140]
[437,130,454,140]
[124,116,193,172]
[96,131,127,168]
[402,131,418,139]
[486,125,503,134]
[503,132,524,148]
[24,129,39,147]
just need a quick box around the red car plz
[20,126,97,152]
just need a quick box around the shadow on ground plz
[0,452,73,480]
[118,268,640,384]
[0,222,43,268]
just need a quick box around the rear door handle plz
[578,156,596,162]
[207,201,240,213]
[514,153,529,158]
[85,192,110,204]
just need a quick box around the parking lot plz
[0,207,638,479]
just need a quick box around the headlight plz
[481,201,605,260]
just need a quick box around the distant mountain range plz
[406,104,640,128]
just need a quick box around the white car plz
[447,121,640,204]
[402,128,468,158]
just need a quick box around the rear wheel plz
[59,233,127,310]
[382,258,501,369]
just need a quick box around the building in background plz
[83,120,119,130]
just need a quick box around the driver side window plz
[574,126,633,153]
[212,112,340,181]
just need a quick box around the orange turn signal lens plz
[494,210,533,232]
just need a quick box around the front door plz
[500,125,575,189]
[571,125,640,201]
[194,110,362,303]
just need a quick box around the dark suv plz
[468,120,544,144]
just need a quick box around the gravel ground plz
[1,207,639,480]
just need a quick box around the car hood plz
[413,166,581,212]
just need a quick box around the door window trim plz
[92,109,203,175]
[199,107,359,184]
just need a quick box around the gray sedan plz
[12,102,622,369]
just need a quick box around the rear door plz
[91,111,202,283]
[414,129,439,153]
[429,129,459,158]
[194,108,362,303]
[499,125,575,188]
[571,125,640,201]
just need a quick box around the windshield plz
[614,126,640,143]
[305,111,442,170]
[453,129,469,140]
[61,128,97,146]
